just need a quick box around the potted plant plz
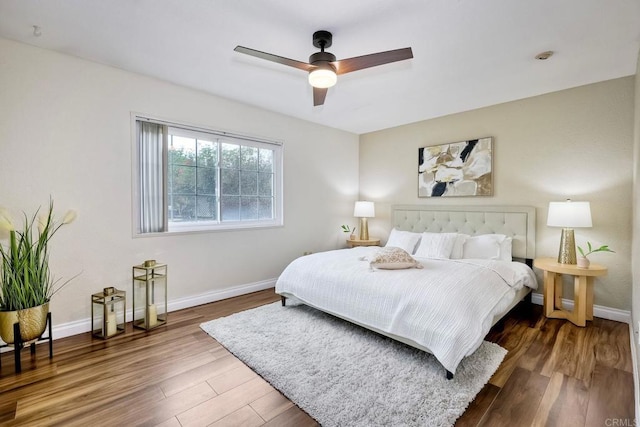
[0,199,77,344]
[577,241,614,269]
[341,224,357,241]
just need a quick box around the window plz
[133,116,283,235]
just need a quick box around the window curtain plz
[138,121,167,233]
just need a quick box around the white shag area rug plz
[200,302,506,427]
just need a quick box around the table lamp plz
[547,199,592,264]
[353,201,375,241]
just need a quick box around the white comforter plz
[275,247,537,374]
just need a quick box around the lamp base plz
[557,228,577,264]
[358,218,369,241]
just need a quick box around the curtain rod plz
[134,115,282,147]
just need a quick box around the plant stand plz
[0,312,53,373]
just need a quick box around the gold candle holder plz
[91,288,126,339]
[133,262,168,330]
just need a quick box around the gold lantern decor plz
[91,287,126,339]
[132,260,167,330]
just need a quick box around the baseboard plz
[167,278,276,312]
[530,292,631,324]
[42,278,276,341]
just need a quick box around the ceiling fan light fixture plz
[234,30,413,106]
[308,67,337,89]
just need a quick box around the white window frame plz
[131,113,284,236]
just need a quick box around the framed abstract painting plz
[418,137,493,197]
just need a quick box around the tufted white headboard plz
[391,205,536,260]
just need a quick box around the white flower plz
[0,208,15,232]
[0,217,14,232]
[37,214,48,234]
[62,210,77,225]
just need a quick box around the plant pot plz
[0,302,49,344]
[576,257,590,269]
[349,234,357,241]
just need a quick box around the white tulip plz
[0,216,14,232]
[62,210,77,225]
[0,208,15,232]
[37,214,48,234]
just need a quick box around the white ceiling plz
[0,0,639,134]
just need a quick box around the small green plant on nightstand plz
[341,225,355,234]
[341,225,357,240]
[577,241,615,258]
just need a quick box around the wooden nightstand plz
[533,257,607,327]
[346,238,380,248]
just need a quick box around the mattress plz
[276,247,537,374]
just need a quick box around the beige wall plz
[360,77,635,310]
[0,38,360,328]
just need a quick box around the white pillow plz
[463,234,510,260]
[500,237,513,261]
[366,247,423,270]
[385,228,422,254]
[450,233,469,259]
[414,232,458,259]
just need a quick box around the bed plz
[276,205,537,378]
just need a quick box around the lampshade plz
[547,199,592,265]
[353,201,375,241]
[353,201,375,218]
[547,200,592,228]
[308,67,337,88]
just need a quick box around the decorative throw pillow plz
[367,247,423,270]
[413,232,458,259]
[385,228,422,254]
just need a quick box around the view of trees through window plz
[168,133,275,224]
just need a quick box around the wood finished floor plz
[0,289,634,426]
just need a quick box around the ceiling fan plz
[234,30,413,106]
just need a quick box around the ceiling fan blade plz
[334,47,413,75]
[313,87,328,106]
[234,46,313,72]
